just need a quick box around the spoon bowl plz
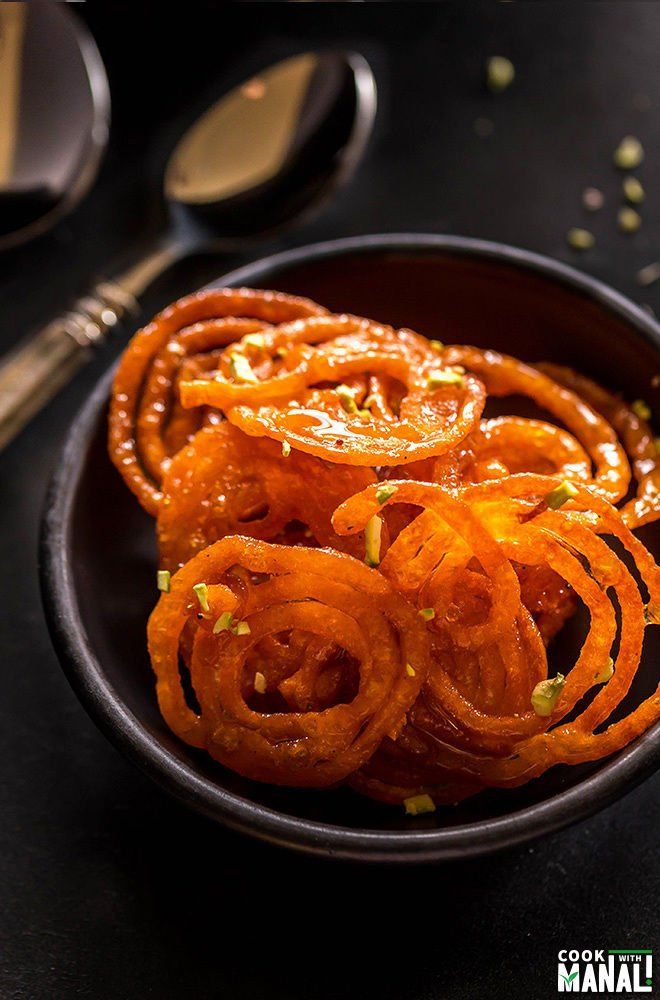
[165,51,376,238]
[0,0,109,251]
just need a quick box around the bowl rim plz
[40,232,660,862]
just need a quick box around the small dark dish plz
[41,234,660,862]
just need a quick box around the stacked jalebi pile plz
[108,287,660,812]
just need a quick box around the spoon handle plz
[0,243,183,451]
[0,281,138,450]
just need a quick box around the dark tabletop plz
[2,4,659,998]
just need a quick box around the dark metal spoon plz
[0,50,376,450]
[0,0,110,250]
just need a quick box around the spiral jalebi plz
[333,477,659,802]
[108,287,326,515]
[147,537,430,785]
[108,287,660,812]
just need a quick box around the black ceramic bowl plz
[41,234,660,862]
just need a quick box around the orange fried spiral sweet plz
[443,345,631,503]
[157,422,377,571]
[332,476,660,802]
[538,362,660,528]
[180,314,486,466]
[108,287,326,515]
[147,538,430,786]
[107,286,660,813]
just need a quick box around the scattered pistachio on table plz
[486,55,515,93]
[622,176,644,204]
[613,135,644,170]
[618,206,642,233]
[582,187,604,212]
[637,262,660,288]
[567,227,595,250]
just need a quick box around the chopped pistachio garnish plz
[618,206,642,233]
[632,398,651,421]
[229,353,258,384]
[531,673,566,717]
[281,439,291,457]
[429,339,445,353]
[243,333,265,349]
[486,55,515,93]
[212,612,250,635]
[213,612,234,633]
[427,369,464,390]
[193,582,210,613]
[254,671,267,694]
[545,480,579,509]
[594,657,614,684]
[336,384,358,414]
[582,187,604,212]
[418,607,436,622]
[404,793,436,816]
[406,663,416,677]
[567,227,595,251]
[157,569,171,593]
[623,176,645,204]
[613,135,644,170]
[376,483,397,505]
[637,262,660,287]
[364,514,382,567]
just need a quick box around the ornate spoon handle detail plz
[0,280,138,450]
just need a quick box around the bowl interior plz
[58,243,660,845]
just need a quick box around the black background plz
[2,3,660,998]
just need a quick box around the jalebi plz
[108,288,326,514]
[147,538,430,785]
[157,422,377,570]
[180,314,486,466]
[107,286,660,814]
